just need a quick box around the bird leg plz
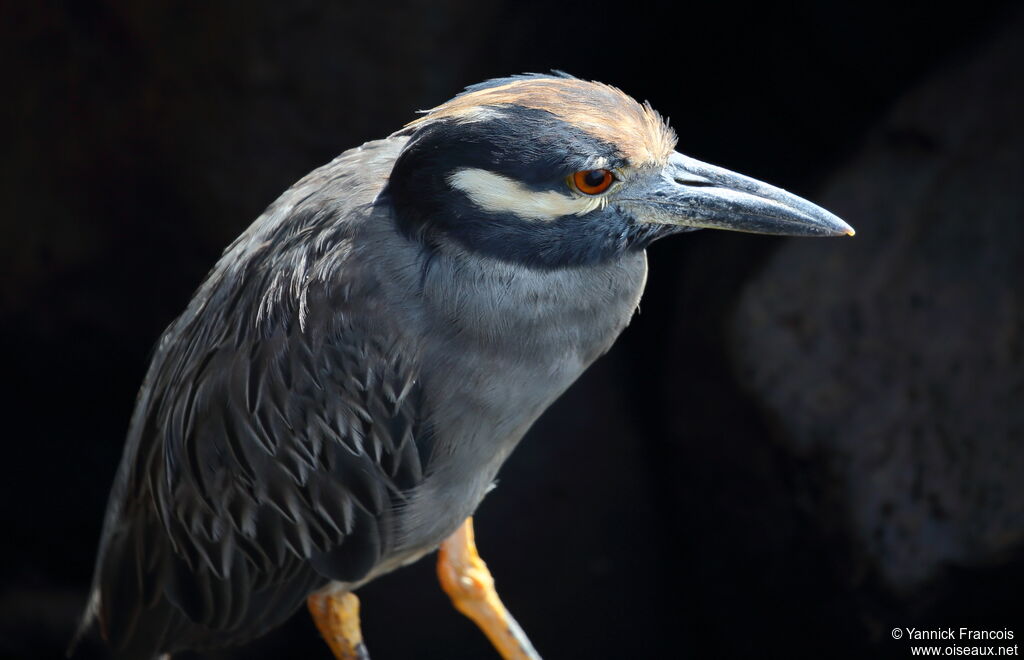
[308,588,370,660]
[437,517,542,660]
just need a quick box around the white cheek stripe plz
[448,167,604,222]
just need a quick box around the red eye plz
[571,169,614,195]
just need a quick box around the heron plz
[74,73,853,660]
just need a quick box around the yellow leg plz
[437,517,542,660]
[307,589,370,660]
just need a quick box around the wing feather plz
[87,138,432,656]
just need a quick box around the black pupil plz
[583,170,607,187]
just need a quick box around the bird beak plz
[619,152,855,237]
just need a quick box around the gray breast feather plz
[384,243,649,549]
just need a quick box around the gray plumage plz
[86,134,645,656]
[78,73,852,659]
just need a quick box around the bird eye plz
[571,169,614,195]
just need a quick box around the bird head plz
[385,73,854,269]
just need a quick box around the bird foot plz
[437,517,542,660]
[308,589,370,660]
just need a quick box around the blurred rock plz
[731,13,1024,591]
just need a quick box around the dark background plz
[3,1,1023,658]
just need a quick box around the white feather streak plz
[448,168,604,222]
